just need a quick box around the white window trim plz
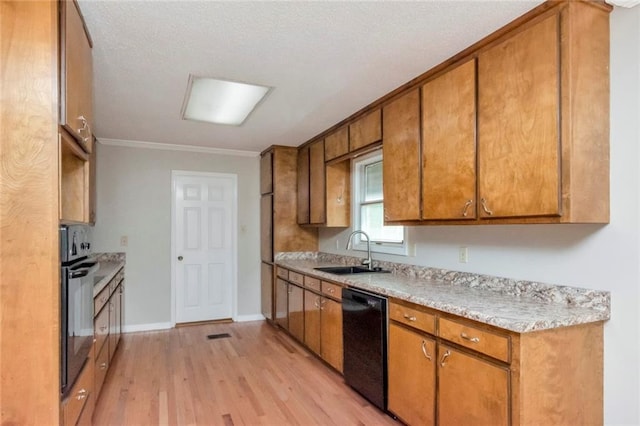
[351,151,408,256]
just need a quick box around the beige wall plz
[92,144,261,329]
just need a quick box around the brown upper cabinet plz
[478,14,560,220]
[383,89,421,222]
[421,59,477,221]
[298,140,350,227]
[60,0,93,154]
[475,2,610,223]
[349,109,382,152]
[297,1,609,225]
[324,127,349,162]
[260,150,273,195]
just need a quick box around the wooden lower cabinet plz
[62,354,94,426]
[275,278,288,330]
[438,345,509,426]
[288,284,305,342]
[304,290,321,355]
[320,297,343,373]
[388,323,436,426]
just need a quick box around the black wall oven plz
[60,224,97,397]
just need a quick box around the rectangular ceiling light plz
[181,76,271,126]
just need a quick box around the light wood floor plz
[93,320,399,426]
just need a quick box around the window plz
[352,151,407,256]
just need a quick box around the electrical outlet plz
[336,239,340,250]
[458,246,468,263]
[120,236,128,247]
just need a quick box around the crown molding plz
[97,138,260,157]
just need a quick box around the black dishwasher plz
[342,287,388,411]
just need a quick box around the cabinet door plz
[325,127,349,161]
[350,109,381,152]
[309,140,326,224]
[296,146,310,225]
[304,290,321,355]
[422,60,477,220]
[325,161,350,227]
[288,284,305,342]
[320,297,343,373]
[478,15,560,219]
[260,194,273,262]
[260,262,273,321]
[61,0,93,152]
[383,89,421,221]
[275,278,288,330]
[260,150,273,195]
[88,138,97,224]
[388,323,436,426]
[438,345,509,426]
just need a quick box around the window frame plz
[351,150,408,256]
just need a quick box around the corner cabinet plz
[260,147,317,322]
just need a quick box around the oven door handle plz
[69,262,99,279]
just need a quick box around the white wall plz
[320,6,640,425]
[92,144,261,329]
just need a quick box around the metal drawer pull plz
[100,362,107,370]
[462,199,473,217]
[460,332,480,343]
[403,314,417,321]
[421,341,432,361]
[440,350,451,367]
[327,287,334,293]
[480,198,493,215]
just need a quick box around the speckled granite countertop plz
[93,256,125,297]
[275,253,610,333]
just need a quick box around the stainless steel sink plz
[313,266,390,275]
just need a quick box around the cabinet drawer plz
[94,305,109,354]
[389,301,436,335]
[94,285,109,316]
[304,276,320,291]
[276,267,288,280]
[321,281,342,300]
[439,317,510,363]
[94,342,109,399]
[62,359,93,426]
[289,271,304,286]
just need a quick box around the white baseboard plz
[234,314,265,322]
[123,322,173,333]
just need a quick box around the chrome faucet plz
[346,230,373,270]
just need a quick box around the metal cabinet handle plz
[100,362,107,370]
[77,116,91,143]
[480,198,493,216]
[327,287,334,294]
[421,340,432,361]
[76,388,87,401]
[314,297,320,308]
[462,199,473,217]
[440,349,451,367]
[403,314,417,322]
[320,299,326,310]
[460,332,480,343]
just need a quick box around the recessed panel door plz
[174,173,236,323]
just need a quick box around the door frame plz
[170,170,238,326]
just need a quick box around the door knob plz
[177,256,183,261]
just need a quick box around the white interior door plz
[172,172,237,324]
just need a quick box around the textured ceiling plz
[79,0,542,154]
